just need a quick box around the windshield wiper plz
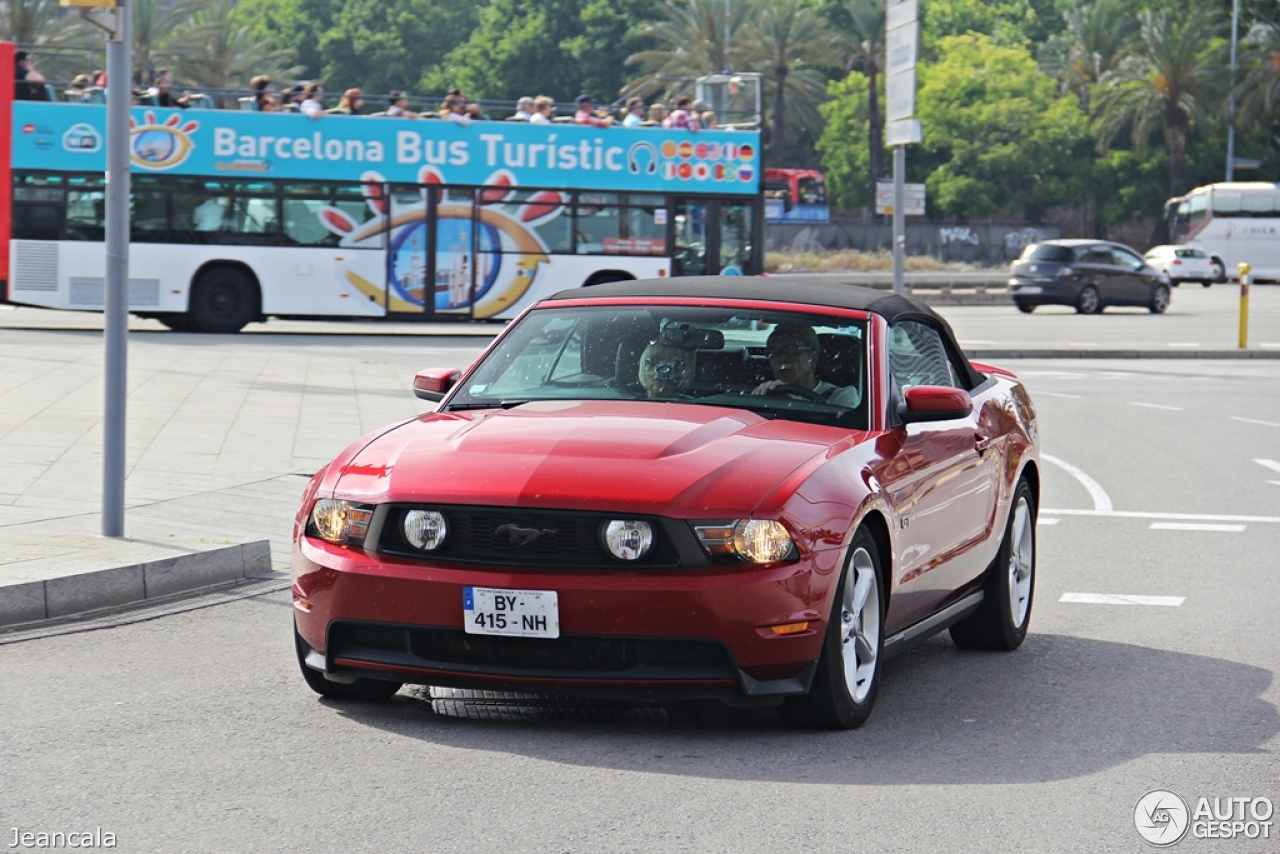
[444,400,531,411]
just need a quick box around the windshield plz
[445,304,869,429]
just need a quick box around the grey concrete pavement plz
[1,278,1278,629]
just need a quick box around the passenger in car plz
[753,322,861,405]
[638,341,696,399]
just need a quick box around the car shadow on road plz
[327,632,1278,785]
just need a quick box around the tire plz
[1015,300,1034,314]
[188,267,259,333]
[950,479,1036,651]
[1201,280,1213,288]
[295,627,403,701]
[1149,283,1170,314]
[779,530,884,730]
[1075,285,1101,315]
[1210,258,1226,284]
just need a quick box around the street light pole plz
[1227,0,1240,182]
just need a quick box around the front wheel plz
[779,530,884,729]
[188,267,260,333]
[950,479,1036,650]
[1015,300,1034,314]
[1075,285,1101,315]
[1149,283,1170,314]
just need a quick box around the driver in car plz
[752,322,861,406]
[639,341,696,399]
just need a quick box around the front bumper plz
[291,535,838,703]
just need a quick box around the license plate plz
[1016,285,1043,294]
[463,586,560,638]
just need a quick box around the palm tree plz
[1235,18,1280,138]
[1052,0,1140,113]
[736,0,842,163]
[623,0,755,102]
[1093,5,1227,197]
[170,0,297,97]
[0,0,95,83]
[131,0,194,82]
[829,0,885,206]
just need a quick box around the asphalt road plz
[2,341,1278,853]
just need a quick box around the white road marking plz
[1232,416,1280,427]
[1168,342,1201,348]
[1043,508,1280,523]
[1270,481,1280,487]
[1038,518,1060,525]
[1060,593,1185,607]
[1254,459,1280,475]
[1150,522,1246,532]
[1131,402,1183,411]
[1038,391,1083,399]
[1067,342,1098,347]
[1041,454,1113,512]
[1261,343,1280,349]
[1021,370,1088,377]
[959,339,997,346]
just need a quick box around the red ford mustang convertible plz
[292,277,1040,728]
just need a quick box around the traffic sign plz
[886,24,918,76]
[885,118,924,146]
[876,180,925,216]
[886,71,916,122]
[886,0,918,31]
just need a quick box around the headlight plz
[601,520,654,561]
[404,509,447,550]
[309,499,374,545]
[694,519,795,562]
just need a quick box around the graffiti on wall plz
[939,226,980,246]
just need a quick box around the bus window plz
[504,189,571,253]
[719,203,753,271]
[132,176,169,242]
[171,179,279,245]
[797,177,825,205]
[1242,192,1278,217]
[12,174,64,241]
[282,183,379,248]
[65,176,106,242]
[1211,192,1239,217]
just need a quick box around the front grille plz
[375,505,685,568]
[328,621,734,681]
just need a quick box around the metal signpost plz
[875,180,925,216]
[885,0,922,296]
[64,0,130,537]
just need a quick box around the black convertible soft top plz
[547,276,986,387]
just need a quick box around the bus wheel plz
[189,267,259,334]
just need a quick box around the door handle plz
[975,433,992,453]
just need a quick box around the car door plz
[1110,246,1155,304]
[882,320,1001,628]
[1074,247,1115,303]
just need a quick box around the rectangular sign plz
[886,71,916,122]
[885,118,924,146]
[886,22,919,76]
[12,102,761,196]
[875,180,926,216]
[886,0,918,31]
[464,586,560,638]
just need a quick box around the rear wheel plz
[1210,257,1226,283]
[1149,283,1170,314]
[1201,279,1213,288]
[188,267,259,333]
[1075,285,1101,315]
[779,530,883,729]
[950,479,1036,650]
[1015,300,1034,314]
[295,627,402,701]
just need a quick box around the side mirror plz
[413,368,461,402]
[897,385,973,424]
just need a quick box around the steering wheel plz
[762,383,828,403]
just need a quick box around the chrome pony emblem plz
[494,523,557,547]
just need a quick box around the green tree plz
[822,0,886,204]
[1042,0,1140,113]
[736,0,841,164]
[0,0,94,82]
[171,0,298,95]
[1094,4,1227,197]
[238,0,345,83]
[914,33,1090,218]
[623,0,753,101]
[1236,18,1280,134]
[433,0,658,102]
[816,69,878,211]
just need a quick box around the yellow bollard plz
[1238,262,1251,349]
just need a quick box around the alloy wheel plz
[840,547,880,704]
[1007,496,1034,627]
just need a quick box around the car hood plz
[332,400,855,517]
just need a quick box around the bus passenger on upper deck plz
[529,96,554,124]
[663,97,700,132]
[513,97,535,121]
[441,95,471,124]
[621,97,646,128]
[299,83,325,119]
[574,95,614,127]
[386,91,419,118]
[328,88,363,115]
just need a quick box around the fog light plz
[404,510,447,550]
[602,520,654,561]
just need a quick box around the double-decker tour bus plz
[0,44,763,331]
[1165,181,1280,281]
[763,168,828,223]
